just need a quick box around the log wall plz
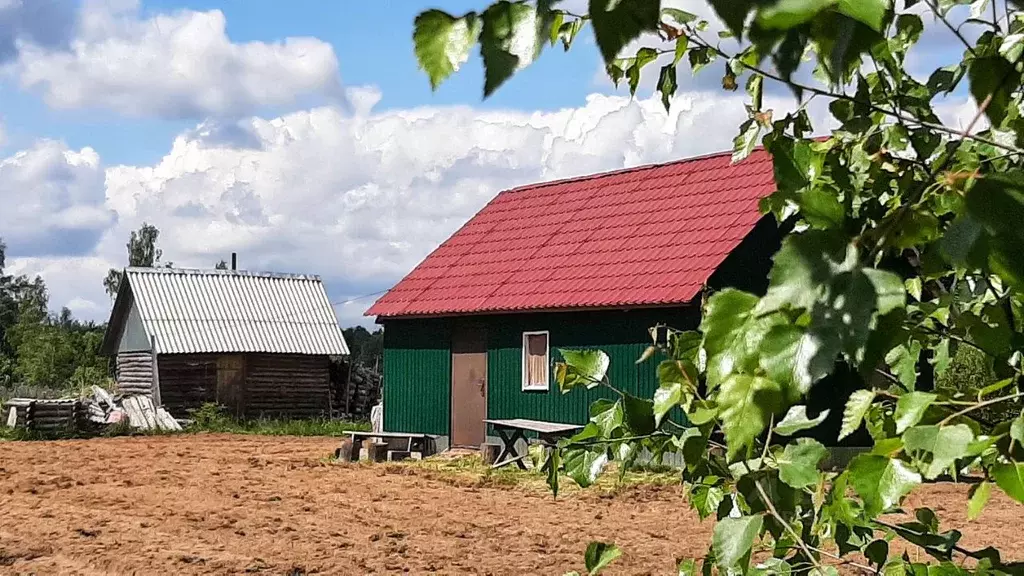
[244,354,331,419]
[157,354,217,418]
[115,351,154,396]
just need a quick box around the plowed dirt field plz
[1,434,1021,575]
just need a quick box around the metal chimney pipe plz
[231,253,237,271]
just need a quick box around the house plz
[365,147,805,449]
[101,267,350,419]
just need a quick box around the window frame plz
[521,330,550,392]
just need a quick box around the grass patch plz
[371,452,682,495]
[186,403,369,436]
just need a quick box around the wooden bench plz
[337,431,432,461]
[483,418,583,469]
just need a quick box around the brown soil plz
[0,434,1021,575]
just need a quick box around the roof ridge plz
[500,145,765,196]
[125,267,323,281]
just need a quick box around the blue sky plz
[0,0,977,328]
[1,0,604,167]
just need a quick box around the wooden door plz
[451,324,487,447]
[216,355,245,417]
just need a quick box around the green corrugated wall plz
[381,307,699,435]
[382,318,451,435]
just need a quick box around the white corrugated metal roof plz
[123,267,350,356]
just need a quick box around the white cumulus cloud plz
[0,139,114,258]
[14,0,343,119]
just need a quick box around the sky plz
[0,0,982,329]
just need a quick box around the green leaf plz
[544,446,561,498]
[894,392,937,434]
[905,278,922,301]
[902,424,974,480]
[689,45,713,75]
[713,515,763,570]
[1012,413,1024,446]
[591,399,624,437]
[864,539,889,567]
[967,56,1022,127]
[653,382,682,427]
[623,392,656,435]
[657,64,678,112]
[584,541,622,575]
[886,341,922,391]
[993,462,1024,503]
[589,0,660,65]
[777,438,827,488]
[836,0,890,32]
[798,187,845,229]
[965,172,1024,270]
[758,324,832,395]
[1001,32,1024,63]
[967,481,993,520]
[756,0,835,30]
[413,10,481,90]
[718,374,786,459]
[927,64,963,96]
[848,454,922,515]
[733,119,762,164]
[479,1,553,96]
[863,268,907,315]
[556,17,586,51]
[774,405,830,436]
[747,74,764,111]
[978,377,1015,401]
[672,331,703,365]
[673,35,688,65]
[691,483,725,519]
[701,288,775,387]
[839,390,876,440]
[563,447,610,488]
[556,349,610,392]
[757,231,858,315]
[662,7,698,26]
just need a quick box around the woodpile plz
[331,361,381,420]
[3,399,83,433]
[115,351,155,396]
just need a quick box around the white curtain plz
[526,334,547,386]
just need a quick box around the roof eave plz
[373,300,700,321]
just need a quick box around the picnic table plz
[483,418,583,469]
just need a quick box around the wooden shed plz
[364,147,802,448]
[101,267,350,419]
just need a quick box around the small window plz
[522,331,550,391]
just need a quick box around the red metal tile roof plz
[366,148,775,318]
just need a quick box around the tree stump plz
[364,438,388,463]
[480,442,501,465]
[335,438,355,462]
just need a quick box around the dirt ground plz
[0,435,1022,576]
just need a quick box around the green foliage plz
[413,0,1024,573]
[343,326,384,367]
[104,222,167,298]
[0,241,108,393]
